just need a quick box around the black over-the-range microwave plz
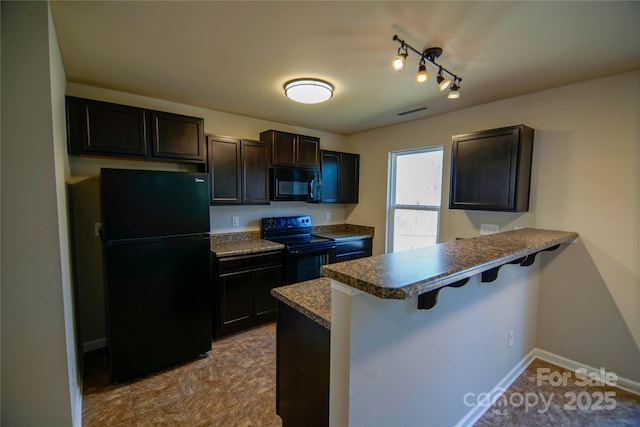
[270,167,321,202]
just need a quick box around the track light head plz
[437,68,451,91]
[391,45,408,71]
[447,80,461,99]
[415,62,429,83]
[392,53,407,71]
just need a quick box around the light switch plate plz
[232,216,239,227]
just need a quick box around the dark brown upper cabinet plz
[449,124,534,212]
[149,111,205,162]
[320,150,359,203]
[260,130,320,170]
[66,96,205,164]
[207,135,269,205]
[66,97,148,157]
[241,139,270,205]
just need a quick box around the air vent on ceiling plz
[397,106,427,116]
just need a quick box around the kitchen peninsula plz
[272,228,578,427]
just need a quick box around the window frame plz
[386,146,444,253]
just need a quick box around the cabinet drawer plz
[218,251,283,274]
[330,238,372,264]
[335,239,371,257]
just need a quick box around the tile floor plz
[82,322,281,427]
[474,358,640,426]
[83,322,640,426]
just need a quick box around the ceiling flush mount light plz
[284,78,334,104]
[392,35,462,99]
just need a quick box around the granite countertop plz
[312,224,375,242]
[210,231,284,257]
[322,228,578,300]
[271,278,332,330]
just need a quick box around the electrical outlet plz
[508,330,514,348]
[232,216,239,227]
[480,224,500,235]
[326,212,331,221]
[94,223,102,237]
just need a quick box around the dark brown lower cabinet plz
[276,301,329,427]
[214,251,283,338]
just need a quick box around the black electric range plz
[261,215,336,283]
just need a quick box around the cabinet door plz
[218,271,253,333]
[150,111,205,162]
[68,97,147,157]
[254,265,284,320]
[297,135,320,169]
[241,140,269,205]
[320,150,360,203]
[277,302,330,427]
[208,136,241,205]
[340,152,360,203]
[270,131,297,167]
[320,151,340,203]
[449,125,533,212]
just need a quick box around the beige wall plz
[346,70,640,381]
[1,1,80,425]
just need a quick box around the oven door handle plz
[289,248,334,255]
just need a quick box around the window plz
[387,146,444,253]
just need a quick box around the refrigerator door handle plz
[106,233,211,247]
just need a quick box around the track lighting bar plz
[392,34,462,98]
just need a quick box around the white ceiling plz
[50,1,640,136]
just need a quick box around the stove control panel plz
[262,215,312,231]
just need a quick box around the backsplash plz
[209,201,348,233]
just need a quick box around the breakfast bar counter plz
[271,227,579,427]
[322,227,578,302]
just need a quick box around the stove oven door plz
[285,246,333,284]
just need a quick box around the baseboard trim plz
[532,348,640,397]
[74,388,83,427]
[83,337,106,353]
[455,348,537,427]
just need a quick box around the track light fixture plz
[392,34,462,99]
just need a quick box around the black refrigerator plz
[101,168,212,383]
